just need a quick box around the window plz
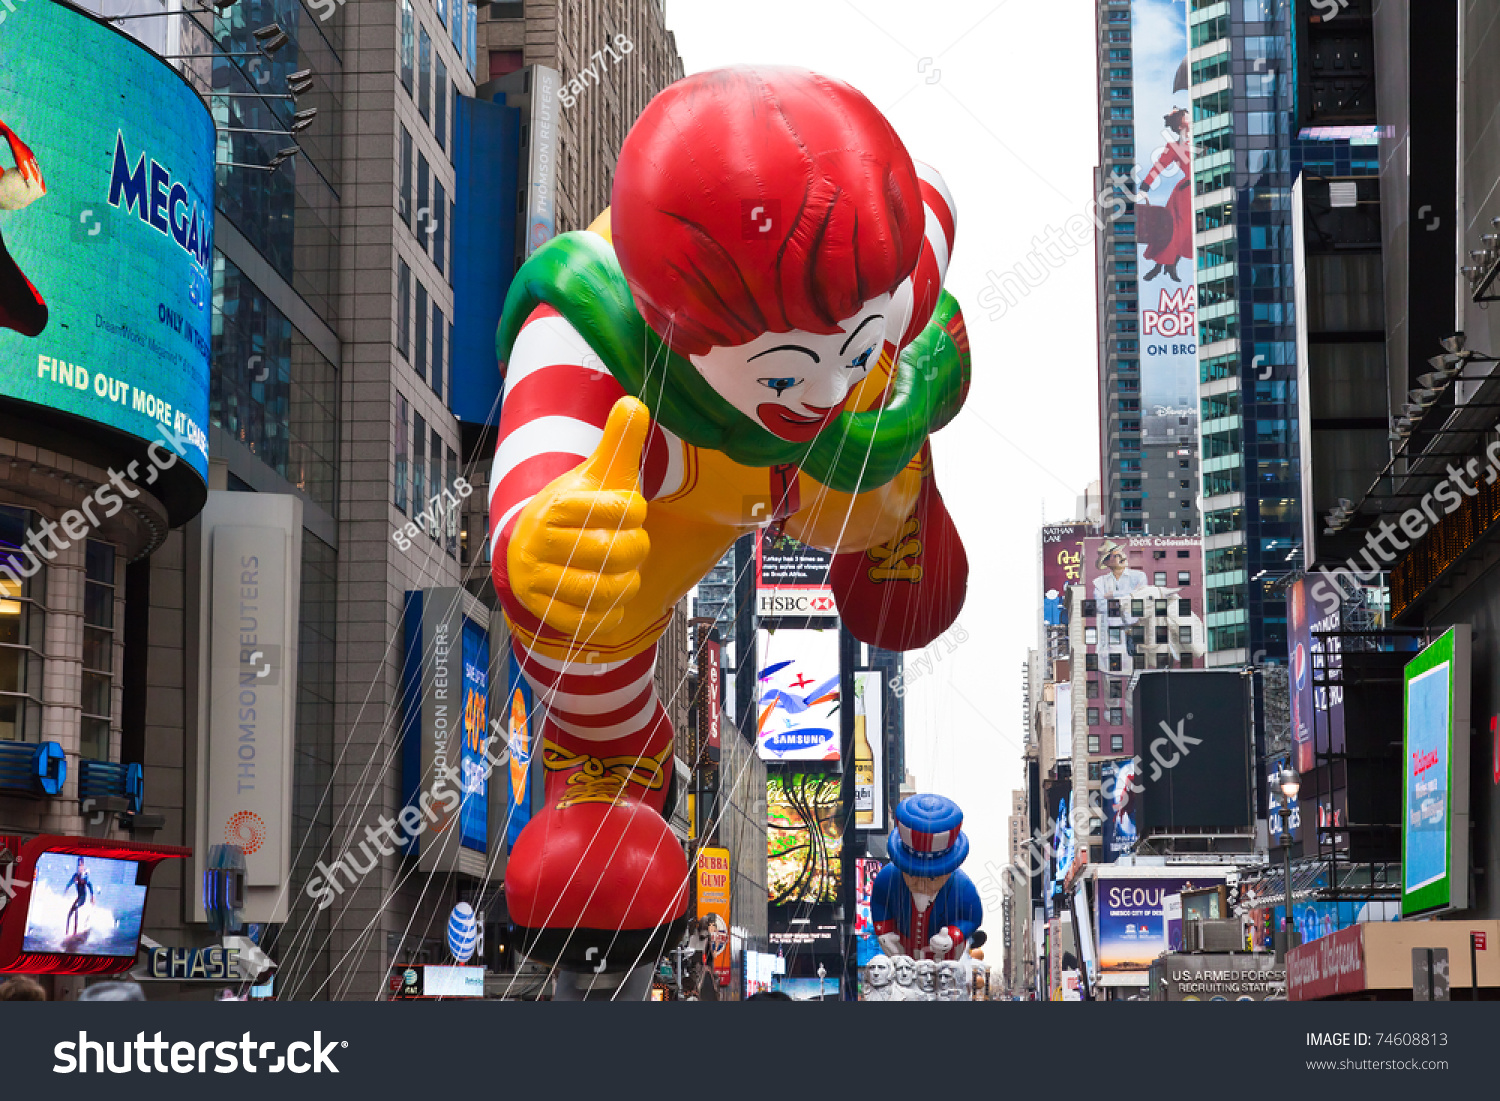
[1110,734,1124,753]
[1155,599,1168,616]
[1087,708,1100,726]
[0,507,42,741]
[1177,571,1191,585]
[80,541,116,760]
[1108,627,1122,645]
[395,395,410,512]
[418,26,432,121]
[1107,599,1121,617]
[1108,708,1123,726]
[1178,626,1194,645]
[400,0,414,93]
[412,411,427,526]
[1180,654,1195,668]
[451,0,463,51]
[399,126,413,225]
[1109,654,1122,672]
[431,305,445,400]
[1179,458,1189,468]
[1155,653,1170,670]
[1177,550,1190,559]
[1154,571,1167,586]
[435,56,448,149]
[1088,764,1101,783]
[436,0,446,25]
[1083,600,1097,618]
[1156,625,1168,645]
[396,261,411,359]
[1108,680,1122,700]
[433,181,446,273]
[1088,735,1100,754]
[1086,680,1099,699]
[1179,598,1191,616]
[1130,626,1145,645]
[417,154,430,249]
[415,281,428,382]
[1086,654,1098,672]
[429,427,443,541]
[1130,600,1144,617]
[1085,625,1098,645]
[465,3,477,77]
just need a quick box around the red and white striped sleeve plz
[487,304,681,633]
[890,161,958,349]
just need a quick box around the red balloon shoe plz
[505,714,688,972]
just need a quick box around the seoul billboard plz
[1401,626,1471,917]
[1096,871,1226,985]
[1131,0,1198,434]
[0,0,212,510]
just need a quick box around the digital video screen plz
[22,853,148,957]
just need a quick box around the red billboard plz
[1287,924,1366,1001]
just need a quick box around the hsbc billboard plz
[756,530,837,619]
[757,590,837,617]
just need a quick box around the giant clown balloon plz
[489,66,973,977]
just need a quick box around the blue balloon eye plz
[758,377,800,396]
[850,348,873,370]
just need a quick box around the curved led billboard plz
[0,0,212,514]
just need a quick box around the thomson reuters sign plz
[757,590,838,617]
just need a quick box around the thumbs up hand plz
[507,397,652,637]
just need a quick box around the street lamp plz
[816,962,827,1001]
[1277,764,1301,946]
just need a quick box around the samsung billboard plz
[0,0,212,516]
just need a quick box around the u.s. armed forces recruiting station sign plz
[0,0,212,492]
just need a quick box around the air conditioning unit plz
[1182,919,1244,952]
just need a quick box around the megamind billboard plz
[1132,0,1198,422]
[0,0,212,493]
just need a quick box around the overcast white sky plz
[663,1,1103,878]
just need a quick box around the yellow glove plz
[507,396,652,637]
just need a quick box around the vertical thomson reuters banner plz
[696,846,733,985]
[1132,0,1198,439]
[195,492,303,923]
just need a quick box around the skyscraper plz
[1187,0,1302,668]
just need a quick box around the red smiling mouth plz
[757,401,840,442]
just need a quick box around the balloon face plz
[688,293,892,442]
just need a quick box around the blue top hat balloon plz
[888,793,970,879]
